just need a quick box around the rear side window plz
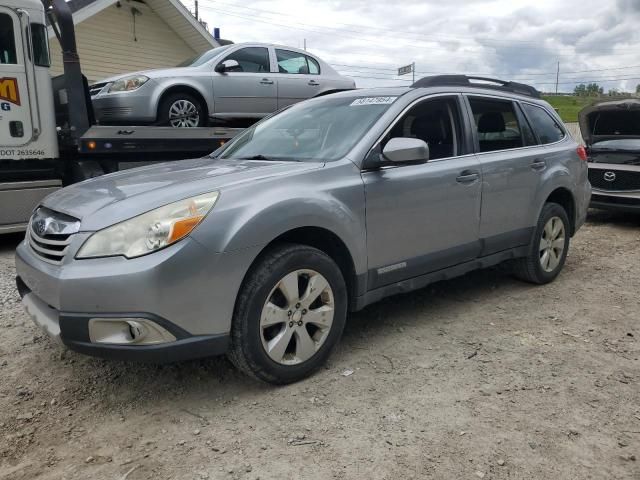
[221,47,270,73]
[0,14,17,64]
[521,103,565,144]
[276,49,320,75]
[468,98,525,152]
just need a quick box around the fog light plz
[88,318,176,345]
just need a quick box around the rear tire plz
[227,244,347,384]
[157,92,206,128]
[512,202,570,284]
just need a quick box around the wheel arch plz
[156,84,210,122]
[242,226,361,311]
[544,187,576,236]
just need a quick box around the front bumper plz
[92,82,157,124]
[18,280,228,362]
[590,190,640,212]
[15,236,264,363]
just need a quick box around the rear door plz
[275,49,322,108]
[212,46,277,116]
[464,95,542,255]
[0,8,33,146]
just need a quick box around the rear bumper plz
[18,279,229,363]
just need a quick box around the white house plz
[48,0,223,83]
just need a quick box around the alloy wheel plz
[168,100,200,127]
[539,216,566,273]
[260,269,335,365]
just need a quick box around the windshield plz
[176,46,230,67]
[217,95,398,162]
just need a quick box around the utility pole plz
[303,38,307,51]
[195,0,199,20]
[555,61,560,95]
[412,62,415,83]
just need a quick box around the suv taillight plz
[576,145,588,161]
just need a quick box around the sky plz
[183,0,640,93]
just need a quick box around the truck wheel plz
[228,244,347,384]
[158,93,206,128]
[512,202,570,284]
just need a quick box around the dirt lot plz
[0,210,638,480]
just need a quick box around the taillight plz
[576,145,588,161]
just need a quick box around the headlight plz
[76,192,219,259]
[108,75,150,93]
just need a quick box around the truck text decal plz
[0,78,20,106]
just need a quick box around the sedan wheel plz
[168,99,200,128]
[539,216,566,273]
[260,269,335,365]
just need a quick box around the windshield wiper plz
[237,155,301,162]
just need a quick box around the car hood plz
[41,158,322,231]
[97,67,201,84]
[579,99,640,146]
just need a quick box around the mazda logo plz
[604,171,616,182]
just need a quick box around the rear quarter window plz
[522,103,565,145]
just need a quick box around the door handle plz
[531,159,546,171]
[456,171,480,184]
[260,78,274,85]
[308,80,320,86]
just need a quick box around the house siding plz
[49,2,198,83]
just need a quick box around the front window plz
[176,46,230,67]
[219,47,270,73]
[30,23,50,67]
[0,13,17,64]
[218,95,397,162]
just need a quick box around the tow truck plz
[0,0,240,233]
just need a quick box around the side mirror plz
[382,137,430,164]
[215,59,240,73]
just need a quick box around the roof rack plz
[411,75,541,99]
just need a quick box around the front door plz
[212,46,277,117]
[0,8,33,146]
[274,49,322,108]
[362,95,482,290]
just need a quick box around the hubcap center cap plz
[292,310,303,323]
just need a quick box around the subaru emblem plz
[603,171,616,182]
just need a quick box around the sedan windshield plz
[176,46,230,67]
[218,95,398,162]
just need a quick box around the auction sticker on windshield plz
[350,97,397,106]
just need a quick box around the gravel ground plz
[0,210,639,480]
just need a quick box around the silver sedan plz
[89,42,355,127]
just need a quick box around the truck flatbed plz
[79,126,243,156]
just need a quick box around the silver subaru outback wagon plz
[16,76,591,384]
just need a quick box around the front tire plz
[512,202,570,284]
[228,244,348,384]
[158,92,206,128]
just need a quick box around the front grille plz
[89,83,108,96]
[27,208,80,265]
[589,168,640,192]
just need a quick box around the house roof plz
[51,0,220,52]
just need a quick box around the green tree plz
[636,84,640,94]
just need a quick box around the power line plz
[193,2,640,59]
